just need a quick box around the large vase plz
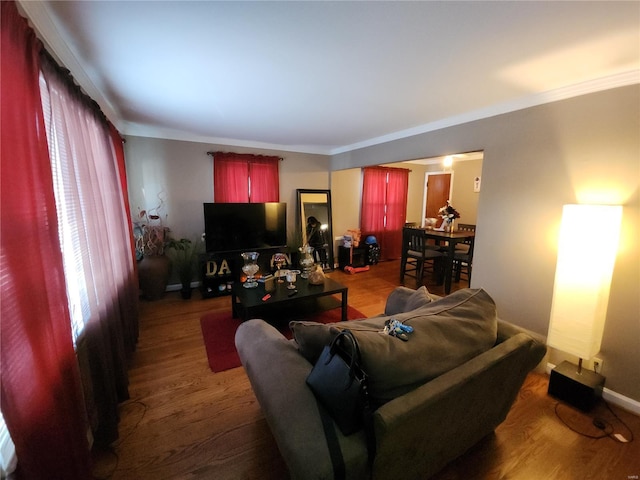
[241,251,260,288]
[447,219,456,232]
[299,245,315,278]
[138,254,171,300]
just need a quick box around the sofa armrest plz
[235,320,369,480]
[497,319,548,372]
[371,333,545,480]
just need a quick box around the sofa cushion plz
[292,288,498,406]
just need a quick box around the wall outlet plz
[587,357,604,373]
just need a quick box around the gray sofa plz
[235,287,546,480]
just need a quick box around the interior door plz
[425,173,451,227]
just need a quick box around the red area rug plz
[200,305,365,372]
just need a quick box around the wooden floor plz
[92,260,640,480]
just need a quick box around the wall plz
[448,159,482,226]
[331,85,640,402]
[125,136,331,242]
[390,161,429,226]
[124,136,331,283]
[330,167,362,243]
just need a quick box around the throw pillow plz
[384,286,433,315]
[289,320,338,363]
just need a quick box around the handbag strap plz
[315,398,346,480]
[329,329,362,373]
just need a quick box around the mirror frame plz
[296,189,334,271]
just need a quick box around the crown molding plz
[123,122,334,156]
[18,0,122,129]
[330,70,640,156]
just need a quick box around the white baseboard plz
[166,281,200,292]
[546,362,640,415]
[602,387,640,415]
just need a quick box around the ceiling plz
[20,1,640,155]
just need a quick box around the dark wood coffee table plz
[231,276,348,322]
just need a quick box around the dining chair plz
[400,228,445,288]
[453,233,475,285]
[455,224,476,253]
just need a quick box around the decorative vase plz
[241,251,260,288]
[138,254,171,300]
[448,219,456,232]
[299,245,315,279]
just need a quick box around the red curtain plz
[249,155,280,202]
[213,152,279,202]
[384,169,409,258]
[361,167,388,242]
[0,2,92,478]
[110,124,140,355]
[213,152,250,202]
[361,166,409,261]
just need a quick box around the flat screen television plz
[203,202,287,253]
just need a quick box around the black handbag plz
[306,329,371,436]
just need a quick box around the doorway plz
[423,172,453,228]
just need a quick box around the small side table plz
[337,245,367,269]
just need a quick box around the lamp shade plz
[547,204,622,359]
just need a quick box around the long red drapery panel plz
[383,168,409,258]
[0,2,92,477]
[361,166,409,261]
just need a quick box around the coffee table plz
[231,276,348,322]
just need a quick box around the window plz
[0,413,17,477]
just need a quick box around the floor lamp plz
[546,204,622,411]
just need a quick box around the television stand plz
[200,248,291,298]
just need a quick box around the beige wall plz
[331,85,640,402]
[449,159,482,226]
[330,167,362,245]
[125,136,331,246]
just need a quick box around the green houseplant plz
[166,237,202,299]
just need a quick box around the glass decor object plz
[241,251,260,288]
[273,252,287,283]
[286,269,300,290]
[299,245,315,278]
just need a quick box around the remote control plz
[288,290,298,297]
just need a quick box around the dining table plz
[401,226,476,294]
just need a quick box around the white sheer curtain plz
[39,57,138,444]
[40,64,132,342]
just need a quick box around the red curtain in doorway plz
[384,169,409,258]
[361,166,409,261]
[361,167,388,241]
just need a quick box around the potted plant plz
[166,237,202,299]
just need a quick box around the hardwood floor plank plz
[93,259,640,479]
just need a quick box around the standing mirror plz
[297,189,334,271]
